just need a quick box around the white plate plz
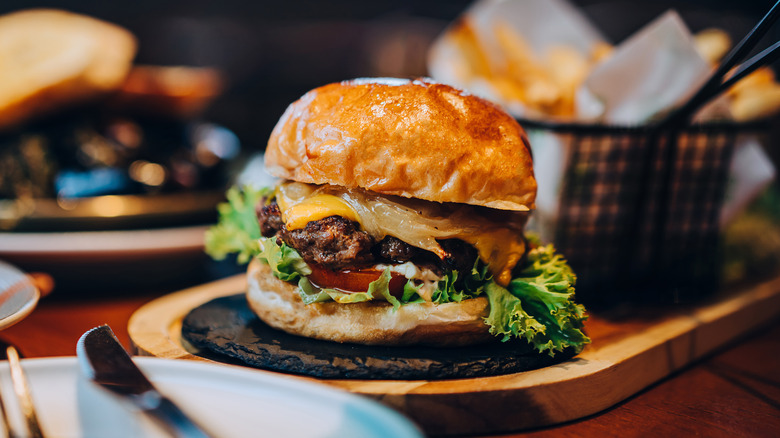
[0,225,207,258]
[0,260,39,330]
[0,357,423,438]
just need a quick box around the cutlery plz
[3,346,46,438]
[0,382,8,438]
[77,325,215,438]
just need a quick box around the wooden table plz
[4,286,779,437]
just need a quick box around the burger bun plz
[265,78,536,211]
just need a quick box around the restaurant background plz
[2,0,779,296]
[1,2,779,436]
[0,0,775,153]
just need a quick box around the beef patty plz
[257,199,478,274]
[280,215,375,270]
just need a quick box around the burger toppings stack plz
[207,78,589,355]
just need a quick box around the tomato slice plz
[307,265,407,298]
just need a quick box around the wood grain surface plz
[126,273,780,436]
[2,276,779,437]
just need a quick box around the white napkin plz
[576,10,711,124]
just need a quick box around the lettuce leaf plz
[484,282,548,346]
[431,259,491,304]
[205,186,269,263]
[484,245,590,355]
[401,281,425,303]
[258,237,311,281]
[298,269,402,309]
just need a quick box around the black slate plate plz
[181,294,576,380]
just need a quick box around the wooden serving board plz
[128,274,780,436]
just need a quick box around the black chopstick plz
[661,0,780,126]
[717,39,780,94]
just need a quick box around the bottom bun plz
[246,258,495,346]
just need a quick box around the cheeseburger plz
[207,78,589,355]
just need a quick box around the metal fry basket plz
[522,119,768,306]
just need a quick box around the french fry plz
[547,46,589,90]
[448,18,496,81]
[490,76,527,103]
[493,22,563,112]
[441,12,618,118]
[730,82,780,121]
[728,66,775,96]
[493,21,541,73]
[546,46,589,115]
[444,16,780,121]
[694,28,732,64]
[724,66,780,120]
[439,15,774,122]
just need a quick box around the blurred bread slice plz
[0,9,136,130]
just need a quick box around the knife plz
[76,325,215,438]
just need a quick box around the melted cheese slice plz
[458,228,525,286]
[275,182,526,286]
[281,194,360,230]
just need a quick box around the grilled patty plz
[281,215,375,270]
[258,199,478,273]
[257,200,283,237]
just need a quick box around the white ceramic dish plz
[0,357,423,438]
[0,260,39,330]
[0,225,208,259]
[0,225,214,293]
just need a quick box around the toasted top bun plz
[0,9,137,130]
[247,258,496,346]
[265,78,537,211]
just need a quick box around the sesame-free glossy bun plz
[265,78,536,211]
[246,258,496,346]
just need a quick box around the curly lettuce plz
[206,186,590,355]
[205,186,269,263]
[257,238,311,281]
[430,259,491,304]
[484,245,589,355]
